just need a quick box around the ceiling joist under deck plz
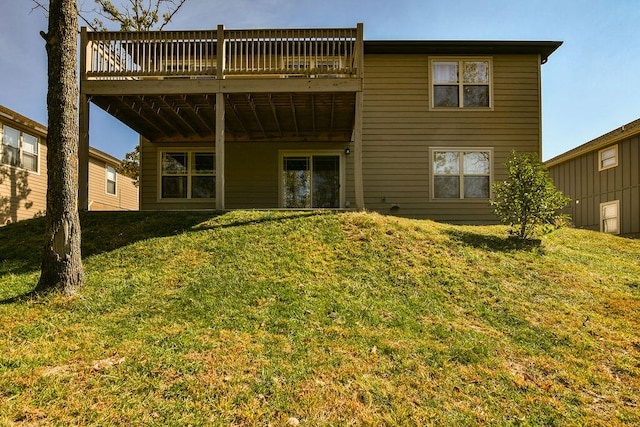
[89,91,356,144]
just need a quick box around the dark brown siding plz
[548,135,640,236]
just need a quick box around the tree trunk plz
[35,0,85,295]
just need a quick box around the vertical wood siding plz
[548,135,640,236]
[360,54,542,222]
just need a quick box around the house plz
[546,119,640,237]
[1,105,138,225]
[78,24,561,223]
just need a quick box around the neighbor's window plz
[598,145,618,171]
[106,165,117,195]
[1,125,39,172]
[431,59,491,108]
[600,200,620,234]
[161,151,215,199]
[432,149,491,199]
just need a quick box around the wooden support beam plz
[289,93,299,137]
[311,94,316,137]
[78,94,90,211]
[268,94,283,137]
[224,94,250,135]
[82,77,361,96]
[215,92,225,210]
[353,90,364,210]
[247,94,267,138]
[329,93,335,140]
[182,95,216,135]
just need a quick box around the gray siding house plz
[546,119,640,237]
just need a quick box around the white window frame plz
[429,57,493,110]
[430,147,493,200]
[105,165,117,196]
[1,124,40,174]
[600,200,620,234]
[278,150,345,209]
[598,145,618,171]
[158,150,216,202]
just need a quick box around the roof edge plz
[364,40,563,63]
[545,117,640,167]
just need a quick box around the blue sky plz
[1,0,638,160]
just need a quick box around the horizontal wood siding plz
[0,142,47,224]
[361,54,542,222]
[548,135,640,235]
[140,139,354,210]
[88,157,139,211]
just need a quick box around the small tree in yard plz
[491,151,570,240]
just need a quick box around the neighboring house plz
[546,119,640,237]
[78,24,561,223]
[0,105,138,225]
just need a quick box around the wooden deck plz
[78,25,366,211]
[80,25,363,144]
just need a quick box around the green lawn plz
[1,210,639,425]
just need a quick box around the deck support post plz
[215,25,226,210]
[354,23,365,210]
[215,92,225,210]
[78,95,90,211]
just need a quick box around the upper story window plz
[598,145,618,171]
[430,58,492,109]
[106,165,117,195]
[432,148,492,199]
[160,151,215,200]
[1,125,39,172]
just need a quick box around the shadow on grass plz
[0,210,326,302]
[444,229,544,253]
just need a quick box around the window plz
[1,125,39,172]
[600,200,620,234]
[598,145,618,171]
[281,152,343,208]
[432,149,492,199]
[106,165,117,195]
[160,151,215,200]
[431,59,491,108]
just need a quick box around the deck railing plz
[82,26,361,80]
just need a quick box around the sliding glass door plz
[282,153,342,208]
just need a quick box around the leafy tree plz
[35,0,85,295]
[29,0,188,295]
[491,151,570,240]
[116,145,140,185]
[92,0,188,31]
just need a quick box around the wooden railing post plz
[217,24,225,79]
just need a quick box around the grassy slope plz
[0,210,638,426]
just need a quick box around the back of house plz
[546,119,640,237]
[79,25,562,223]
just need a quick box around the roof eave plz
[363,40,563,63]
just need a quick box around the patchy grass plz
[1,210,639,425]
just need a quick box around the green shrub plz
[491,152,570,240]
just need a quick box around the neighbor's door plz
[282,155,340,208]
